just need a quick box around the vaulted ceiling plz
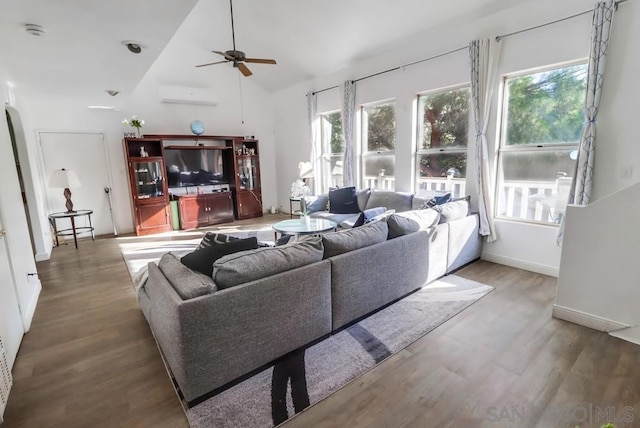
[0,0,522,105]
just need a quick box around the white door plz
[0,211,24,368]
[40,132,114,237]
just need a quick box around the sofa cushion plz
[387,209,440,239]
[356,188,371,211]
[197,232,239,249]
[329,186,360,214]
[365,190,413,212]
[305,194,329,213]
[418,193,452,209]
[322,220,388,258]
[158,253,217,300]
[352,206,387,228]
[181,237,259,277]
[435,199,470,223]
[213,237,324,289]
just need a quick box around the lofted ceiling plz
[0,0,523,106]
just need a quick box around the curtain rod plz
[496,0,629,42]
[308,0,631,96]
[308,45,467,96]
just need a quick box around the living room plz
[1,0,640,426]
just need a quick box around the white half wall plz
[555,181,640,333]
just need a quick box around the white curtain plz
[306,91,319,194]
[341,80,356,187]
[469,39,501,242]
[558,0,615,243]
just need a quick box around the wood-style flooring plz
[4,215,640,427]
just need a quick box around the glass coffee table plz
[272,217,337,240]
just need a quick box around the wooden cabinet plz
[231,139,263,220]
[177,192,234,229]
[124,138,172,236]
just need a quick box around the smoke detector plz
[25,24,46,36]
[122,40,144,54]
[106,90,120,97]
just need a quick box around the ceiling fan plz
[195,0,276,76]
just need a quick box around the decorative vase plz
[136,128,143,138]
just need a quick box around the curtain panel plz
[306,91,319,194]
[469,39,501,242]
[558,0,615,244]
[341,80,356,187]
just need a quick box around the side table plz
[49,209,95,249]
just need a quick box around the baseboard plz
[22,278,41,332]
[552,304,630,332]
[481,252,559,277]
[35,251,50,262]
[609,326,640,345]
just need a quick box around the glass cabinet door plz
[237,157,260,190]
[133,160,165,199]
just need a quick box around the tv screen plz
[165,148,227,187]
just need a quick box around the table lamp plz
[49,168,82,213]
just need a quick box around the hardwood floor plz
[4,217,640,427]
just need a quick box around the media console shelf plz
[124,135,264,235]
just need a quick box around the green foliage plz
[322,112,344,154]
[506,65,587,145]
[365,103,396,152]
[418,88,469,177]
[420,88,469,150]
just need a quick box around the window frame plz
[360,99,397,191]
[494,60,588,226]
[414,84,471,198]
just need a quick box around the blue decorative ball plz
[190,120,204,135]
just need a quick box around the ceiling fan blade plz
[195,60,230,68]
[237,62,253,76]
[244,58,277,65]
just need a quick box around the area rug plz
[185,275,493,428]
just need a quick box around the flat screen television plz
[165,148,227,187]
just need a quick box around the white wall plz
[273,0,607,275]
[122,0,277,214]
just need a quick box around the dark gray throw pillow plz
[197,232,239,249]
[329,186,360,214]
[419,192,452,209]
[352,206,388,228]
[181,237,258,277]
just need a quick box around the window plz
[496,63,588,224]
[416,86,469,198]
[361,101,396,190]
[319,110,344,192]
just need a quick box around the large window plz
[497,63,588,224]
[319,110,344,192]
[361,101,396,190]
[416,86,469,198]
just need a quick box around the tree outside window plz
[362,101,396,190]
[320,111,344,192]
[416,86,469,198]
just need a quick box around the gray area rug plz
[186,275,493,428]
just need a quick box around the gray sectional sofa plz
[137,190,483,405]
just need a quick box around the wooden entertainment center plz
[124,134,263,236]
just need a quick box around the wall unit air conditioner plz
[158,85,218,106]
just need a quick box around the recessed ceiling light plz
[121,40,144,54]
[25,24,46,36]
